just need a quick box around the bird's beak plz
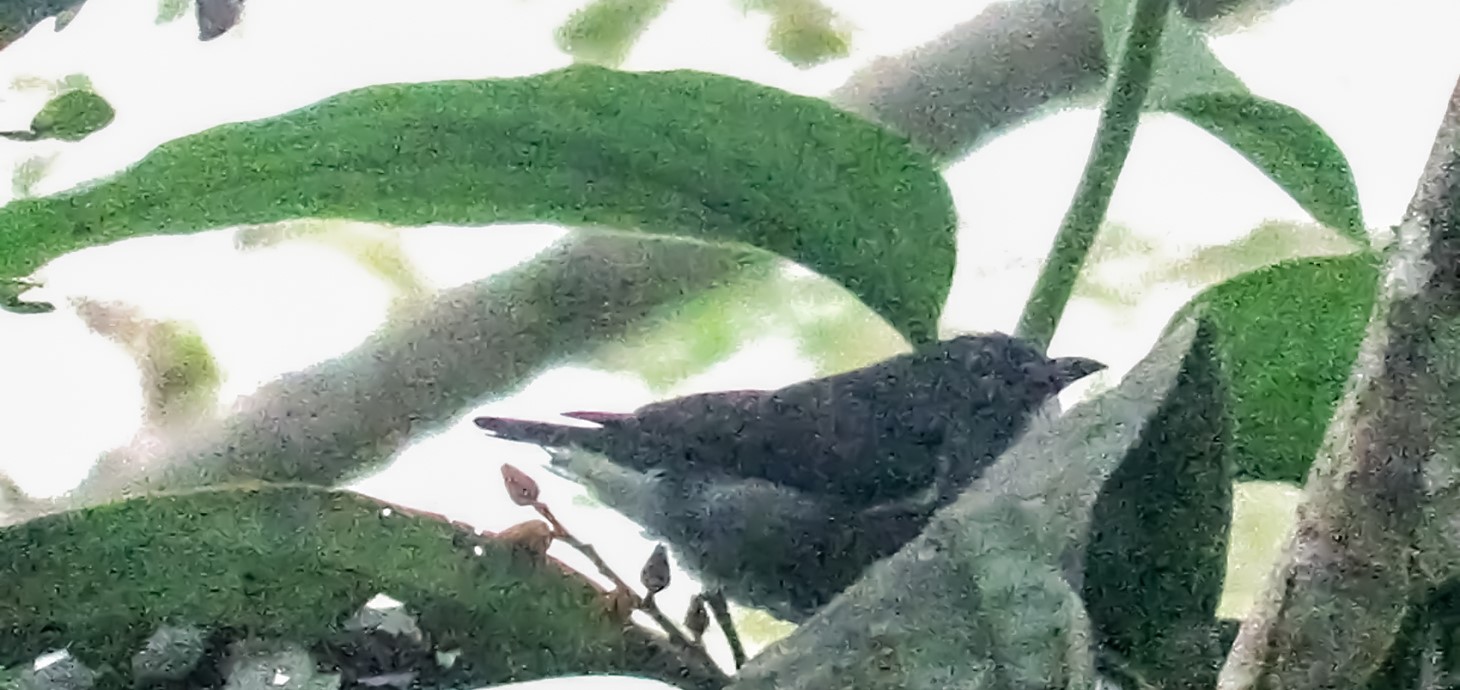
[1050,356,1107,387]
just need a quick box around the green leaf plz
[0,486,707,687]
[1096,0,1248,109]
[0,0,83,47]
[555,0,673,67]
[156,0,189,24]
[29,89,115,141]
[1167,93,1366,243]
[1170,253,1378,483]
[0,65,956,345]
[1084,312,1232,689]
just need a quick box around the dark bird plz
[536,443,941,623]
[473,333,1105,621]
[474,332,1105,509]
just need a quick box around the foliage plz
[0,66,956,345]
[0,486,703,688]
[0,0,1436,687]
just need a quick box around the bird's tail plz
[473,416,604,450]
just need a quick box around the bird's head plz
[935,332,1106,398]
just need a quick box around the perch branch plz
[1217,74,1460,690]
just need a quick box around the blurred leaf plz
[555,0,672,68]
[1168,93,1365,243]
[740,0,850,67]
[0,486,706,687]
[1169,253,1378,483]
[0,0,83,48]
[1160,220,1363,286]
[56,72,92,92]
[1084,312,1231,689]
[156,0,189,23]
[11,153,55,198]
[586,255,777,388]
[0,66,956,345]
[236,219,431,302]
[764,4,849,67]
[197,0,243,40]
[1097,0,1248,109]
[27,89,115,141]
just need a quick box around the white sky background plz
[1,0,1459,664]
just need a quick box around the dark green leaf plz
[1170,253,1378,483]
[0,486,710,687]
[1166,93,1365,243]
[1084,312,1232,690]
[29,89,115,141]
[0,0,83,47]
[0,66,956,344]
[555,0,672,67]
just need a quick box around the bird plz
[537,443,940,623]
[474,332,1105,510]
[473,333,1105,620]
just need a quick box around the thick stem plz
[1014,0,1171,350]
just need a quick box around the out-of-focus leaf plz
[555,0,672,68]
[11,154,55,198]
[1083,313,1231,690]
[764,5,849,67]
[156,0,188,24]
[0,486,714,688]
[197,0,243,40]
[1168,93,1365,243]
[1168,253,1378,483]
[0,66,956,345]
[26,89,115,141]
[0,0,84,48]
[1096,0,1247,109]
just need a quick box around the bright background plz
[2,0,1457,665]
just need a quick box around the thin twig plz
[532,502,719,668]
[703,589,748,669]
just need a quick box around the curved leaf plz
[0,486,718,688]
[1166,93,1365,243]
[1084,313,1231,689]
[1170,253,1378,483]
[29,88,115,141]
[0,65,956,344]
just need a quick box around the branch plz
[1217,75,1460,690]
[1014,0,1171,349]
[829,0,1290,162]
[8,232,758,520]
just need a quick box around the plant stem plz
[1014,0,1172,350]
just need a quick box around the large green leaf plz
[1168,93,1365,243]
[0,65,956,345]
[1084,313,1231,690]
[0,486,715,688]
[1170,253,1378,483]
